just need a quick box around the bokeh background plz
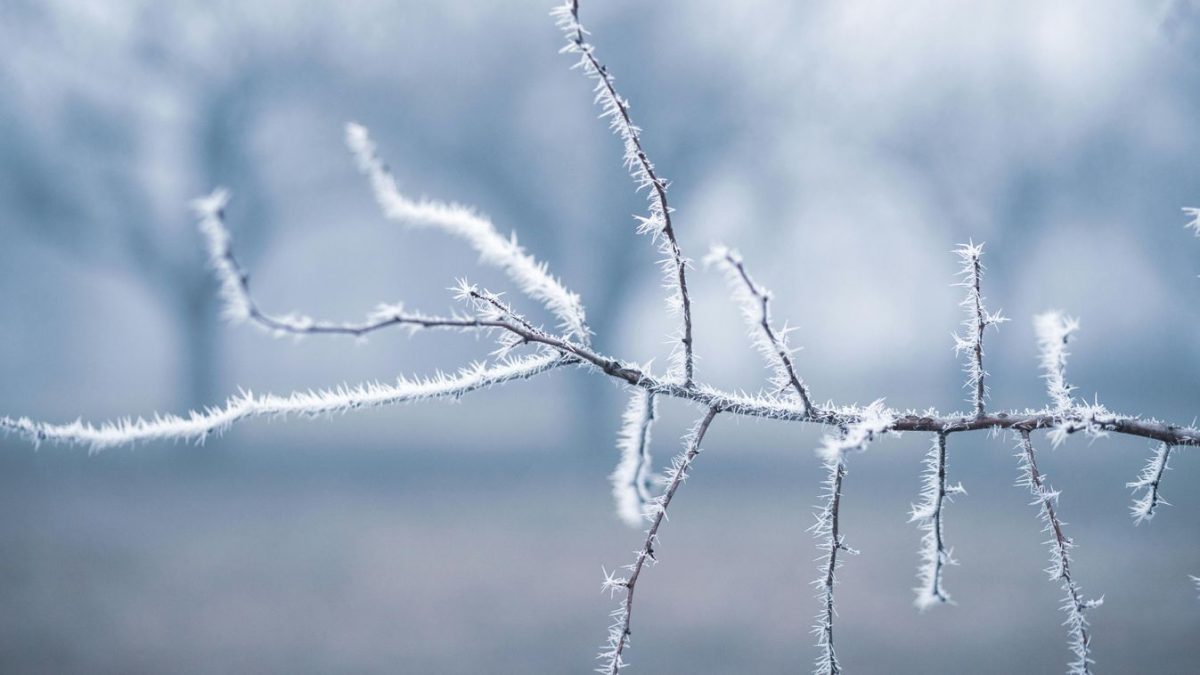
[2,0,1200,672]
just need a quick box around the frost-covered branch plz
[0,353,567,452]
[193,189,498,339]
[1034,312,1080,413]
[953,242,1007,418]
[811,403,894,675]
[1017,430,1102,675]
[706,245,814,413]
[1128,442,1173,525]
[552,0,694,386]
[345,122,591,344]
[910,432,966,609]
[611,388,658,528]
[599,407,719,674]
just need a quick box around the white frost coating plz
[193,189,252,322]
[196,189,483,340]
[345,122,590,344]
[1184,207,1200,236]
[0,353,565,452]
[551,2,693,385]
[910,433,966,610]
[706,245,813,412]
[1016,432,1102,675]
[952,242,1007,416]
[811,401,893,675]
[1192,575,1200,599]
[1128,443,1173,525]
[1034,312,1080,413]
[611,388,658,528]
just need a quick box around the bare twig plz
[1017,430,1102,675]
[553,0,694,386]
[599,407,719,674]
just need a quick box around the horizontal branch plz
[194,189,482,340]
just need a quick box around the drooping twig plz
[1128,443,1173,525]
[345,123,591,344]
[910,432,966,609]
[611,389,659,528]
[706,245,814,413]
[953,242,1007,418]
[1016,430,1102,675]
[812,403,894,675]
[1034,312,1080,413]
[598,407,719,674]
[192,189,503,340]
[552,0,694,386]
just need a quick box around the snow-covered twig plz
[910,432,966,609]
[552,0,694,386]
[811,403,894,675]
[598,407,719,674]
[1128,443,1173,525]
[611,388,659,528]
[706,245,814,413]
[0,353,567,452]
[345,123,591,345]
[1034,312,1080,413]
[1017,430,1102,675]
[953,242,1007,418]
[193,189,497,339]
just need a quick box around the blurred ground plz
[0,430,1196,673]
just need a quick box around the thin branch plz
[611,388,659,528]
[1034,312,1080,413]
[953,242,1007,418]
[811,403,894,675]
[1128,443,1173,525]
[345,123,591,344]
[552,0,694,386]
[598,407,719,674]
[1017,430,1102,675]
[0,353,568,452]
[910,432,965,609]
[193,189,490,339]
[706,245,814,413]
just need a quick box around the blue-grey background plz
[2,1,1199,672]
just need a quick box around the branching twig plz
[193,189,500,339]
[706,245,814,413]
[910,432,965,609]
[552,0,694,386]
[598,407,719,674]
[1128,442,1173,525]
[953,242,1007,418]
[1017,430,1102,675]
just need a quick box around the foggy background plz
[2,0,1199,672]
